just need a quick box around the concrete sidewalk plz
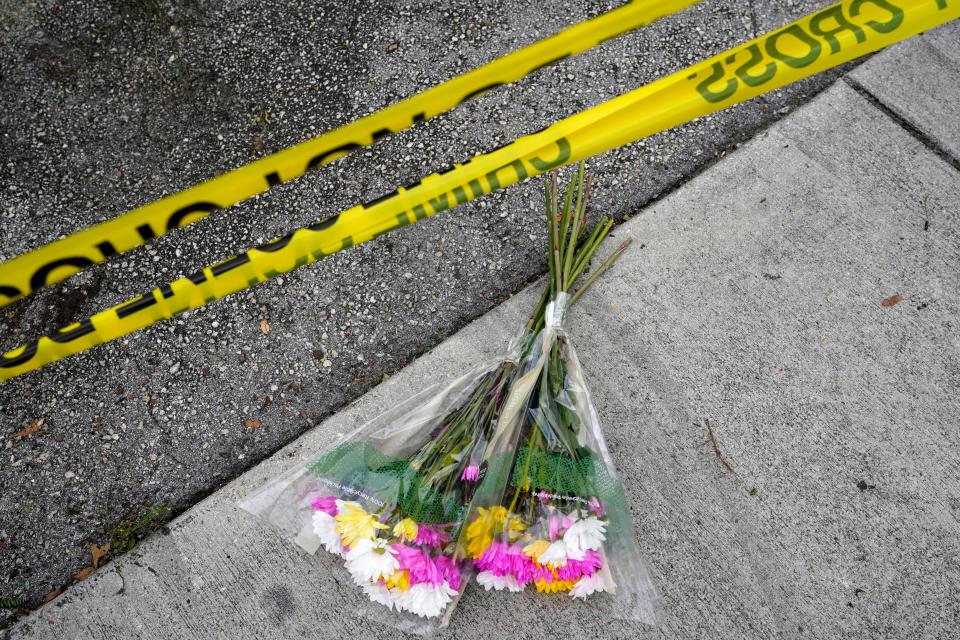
[7,21,960,640]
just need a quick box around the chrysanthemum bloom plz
[345,537,399,582]
[392,517,419,542]
[362,581,399,610]
[310,495,339,516]
[386,569,411,591]
[563,516,606,558]
[555,549,603,582]
[460,464,480,482]
[522,539,550,560]
[395,583,457,618]
[393,544,444,587]
[312,510,344,555]
[570,572,608,599]
[477,571,523,592]
[465,506,525,558]
[414,523,450,547]
[474,540,508,575]
[537,540,569,568]
[432,554,462,591]
[335,502,388,547]
[534,578,574,593]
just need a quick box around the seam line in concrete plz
[842,75,960,173]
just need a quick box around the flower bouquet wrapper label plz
[461,308,659,624]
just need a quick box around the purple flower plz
[415,524,451,547]
[310,495,339,516]
[461,464,480,482]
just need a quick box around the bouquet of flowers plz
[240,163,642,633]
[461,168,657,623]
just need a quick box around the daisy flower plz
[476,571,523,592]
[537,540,569,568]
[362,581,399,611]
[563,516,606,557]
[311,510,344,556]
[345,537,399,582]
[395,583,457,618]
[570,572,607,599]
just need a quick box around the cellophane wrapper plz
[239,338,526,636]
[462,294,659,623]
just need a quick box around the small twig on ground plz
[703,418,735,474]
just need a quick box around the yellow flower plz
[505,513,526,541]
[386,569,410,592]
[335,503,387,548]
[392,517,419,542]
[522,539,550,560]
[534,578,574,593]
[465,506,526,558]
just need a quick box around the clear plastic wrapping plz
[239,339,526,635]
[462,294,658,623]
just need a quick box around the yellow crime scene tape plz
[0,0,701,307]
[1,0,957,382]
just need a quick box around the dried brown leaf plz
[42,587,63,604]
[14,418,43,439]
[91,543,110,568]
[73,566,94,581]
[259,319,271,335]
[882,294,903,308]
[244,418,262,430]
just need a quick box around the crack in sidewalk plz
[843,75,960,173]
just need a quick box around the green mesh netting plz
[509,446,632,538]
[306,441,466,525]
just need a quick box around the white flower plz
[563,516,606,557]
[312,511,344,556]
[345,537,398,583]
[394,582,456,618]
[476,571,523,592]
[570,572,607,599]
[362,581,400,611]
[538,540,569,568]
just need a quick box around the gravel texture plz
[0,0,844,625]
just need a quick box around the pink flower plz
[534,563,555,584]
[415,524,450,547]
[393,544,444,587]
[555,549,603,582]
[588,497,605,517]
[461,464,480,482]
[474,542,536,585]
[310,495,339,516]
[548,514,575,541]
[433,554,462,591]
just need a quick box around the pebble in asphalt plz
[0,0,844,624]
